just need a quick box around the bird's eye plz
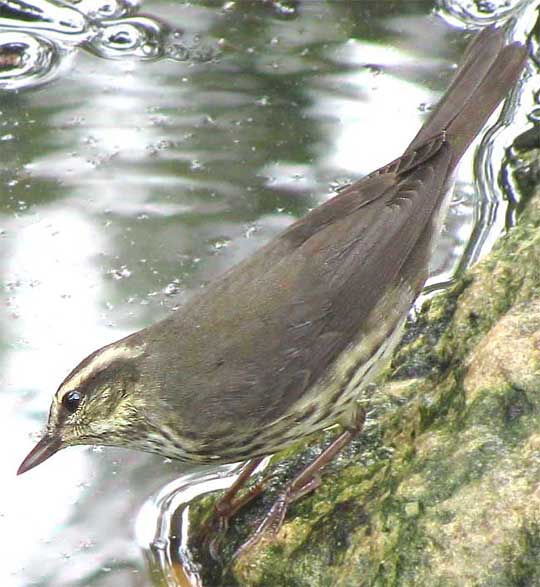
[62,390,81,414]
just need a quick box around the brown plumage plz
[18,26,527,475]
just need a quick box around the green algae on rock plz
[188,147,540,587]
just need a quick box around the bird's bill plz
[17,434,62,475]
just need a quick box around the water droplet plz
[256,95,270,107]
[153,538,167,550]
[529,108,540,123]
[190,159,204,171]
[476,0,496,14]
[209,237,231,251]
[245,225,257,238]
[89,16,164,60]
[163,282,182,296]
[108,266,132,280]
[222,1,236,13]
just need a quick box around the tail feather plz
[408,26,527,165]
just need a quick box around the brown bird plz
[18,25,527,549]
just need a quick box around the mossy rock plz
[188,146,540,586]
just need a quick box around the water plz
[0,0,535,585]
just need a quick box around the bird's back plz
[137,26,526,462]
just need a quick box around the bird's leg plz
[235,407,366,559]
[214,458,265,519]
[199,457,265,558]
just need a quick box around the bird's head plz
[17,341,148,475]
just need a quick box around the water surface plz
[0,0,534,585]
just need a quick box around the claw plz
[197,408,366,562]
[196,458,265,559]
[233,409,365,559]
[233,472,322,558]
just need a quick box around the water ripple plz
[0,0,92,40]
[70,0,140,21]
[135,462,262,587]
[437,0,532,27]
[0,0,219,90]
[0,30,69,90]
[88,16,166,60]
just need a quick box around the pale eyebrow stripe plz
[57,344,145,397]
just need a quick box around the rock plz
[189,148,540,587]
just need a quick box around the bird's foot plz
[196,408,366,561]
[233,472,321,558]
[234,408,366,559]
[198,457,265,559]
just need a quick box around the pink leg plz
[235,408,366,559]
[199,457,265,558]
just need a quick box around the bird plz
[18,24,527,550]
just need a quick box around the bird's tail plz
[407,25,527,166]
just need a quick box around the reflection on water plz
[0,0,534,586]
[135,460,269,587]
[0,0,216,89]
[438,0,532,27]
[434,0,536,279]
